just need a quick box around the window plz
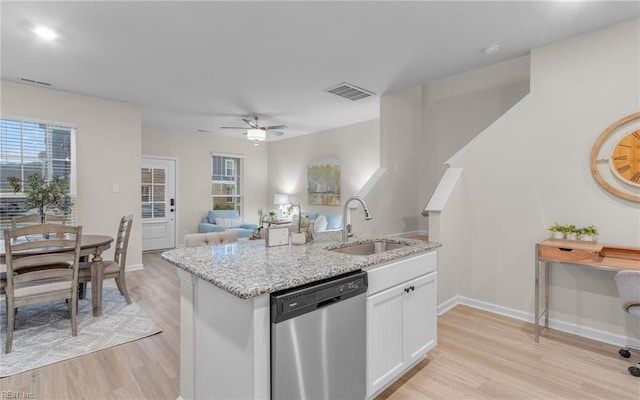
[225,159,235,176]
[211,154,242,214]
[141,167,166,219]
[0,118,77,231]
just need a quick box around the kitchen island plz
[162,232,441,400]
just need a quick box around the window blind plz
[0,118,77,232]
[211,154,243,215]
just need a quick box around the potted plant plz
[580,225,598,242]
[8,173,73,224]
[565,224,579,241]
[548,223,565,240]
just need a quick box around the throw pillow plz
[215,218,242,228]
[325,214,343,230]
[314,214,328,232]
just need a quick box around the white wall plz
[436,18,640,343]
[419,56,530,232]
[1,80,143,266]
[267,119,380,233]
[374,86,423,235]
[376,58,530,236]
[142,127,268,245]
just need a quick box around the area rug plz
[0,281,162,377]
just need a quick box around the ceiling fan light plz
[247,128,266,142]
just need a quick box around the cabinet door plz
[403,272,437,365]
[367,284,404,398]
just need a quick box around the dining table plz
[0,234,114,317]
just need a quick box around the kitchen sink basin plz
[329,240,410,256]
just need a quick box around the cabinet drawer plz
[539,245,599,263]
[365,251,436,296]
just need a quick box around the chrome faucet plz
[342,196,373,242]
[288,203,302,232]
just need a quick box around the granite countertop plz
[161,232,441,299]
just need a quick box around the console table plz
[534,239,640,342]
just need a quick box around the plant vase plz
[551,231,564,240]
[291,232,306,245]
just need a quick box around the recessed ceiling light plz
[33,26,58,40]
[482,44,500,55]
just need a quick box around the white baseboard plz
[126,263,144,272]
[438,295,640,348]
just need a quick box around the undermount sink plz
[329,240,410,256]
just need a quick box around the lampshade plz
[273,193,289,205]
[247,128,266,142]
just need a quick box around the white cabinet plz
[366,252,437,399]
[402,273,437,364]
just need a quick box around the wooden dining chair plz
[11,213,67,228]
[11,213,70,274]
[11,213,40,228]
[0,272,14,296]
[77,215,133,304]
[3,223,83,353]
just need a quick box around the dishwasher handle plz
[271,270,368,324]
[317,296,341,309]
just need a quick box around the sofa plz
[184,231,238,247]
[299,212,343,232]
[198,210,258,238]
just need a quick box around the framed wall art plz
[308,159,341,206]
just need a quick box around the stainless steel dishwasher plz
[271,270,368,400]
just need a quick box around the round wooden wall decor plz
[590,112,640,202]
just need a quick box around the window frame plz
[211,152,244,216]
[0,116,78,232]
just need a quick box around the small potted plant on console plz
[580,225,598,242]
[548,223,565,240]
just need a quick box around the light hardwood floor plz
[1,251,181,399]
[2,252,638,399]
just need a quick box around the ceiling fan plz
[221,116,287,145]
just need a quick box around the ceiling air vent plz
[19,77,52,87]
[324,82,374,101]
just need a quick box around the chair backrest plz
[11,213,40,228]
[614,270,640,314]
[3,223,83,294]
[12,213,66,228]
[44,213,67,224]
[184,232,238,247]
[113,215,134,268]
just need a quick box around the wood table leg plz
[91,250,105,317]
[78,255,89,299]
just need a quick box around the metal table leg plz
[544,261,550,329]
[535,244,540,342]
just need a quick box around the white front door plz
[141,157,176,251]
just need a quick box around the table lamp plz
[273,193,289,219]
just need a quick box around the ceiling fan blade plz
[265,125,288,130]
[269,130,285,136]
[220,126,249,129]
[242,118,258,128]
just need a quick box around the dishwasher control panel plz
[271,270,368,323]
